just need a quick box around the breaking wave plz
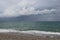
[0,29,60,36]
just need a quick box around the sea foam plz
[0,29,60,36]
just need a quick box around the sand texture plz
[0,32,60,40]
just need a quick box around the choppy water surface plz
[0,21,60,32]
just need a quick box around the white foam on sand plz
[0,29,60,36]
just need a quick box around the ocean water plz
[0,21,60,32]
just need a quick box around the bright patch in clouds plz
[0,0,56,17]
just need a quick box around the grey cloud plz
[0,0,60,21]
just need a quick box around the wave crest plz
[0,29,60,36]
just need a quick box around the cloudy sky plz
[0,0,60,21]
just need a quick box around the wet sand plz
[0,32,60,40]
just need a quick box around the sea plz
[0,21,60,32]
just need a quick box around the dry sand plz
[0,32,60,40]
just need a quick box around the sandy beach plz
[0,32,60,40]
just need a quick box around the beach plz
[0,32,60,40]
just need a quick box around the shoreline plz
[0,32,60,40]
[0,29,60,40]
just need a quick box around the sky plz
[0,0,60,21]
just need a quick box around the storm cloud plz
[0,0,60,21]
